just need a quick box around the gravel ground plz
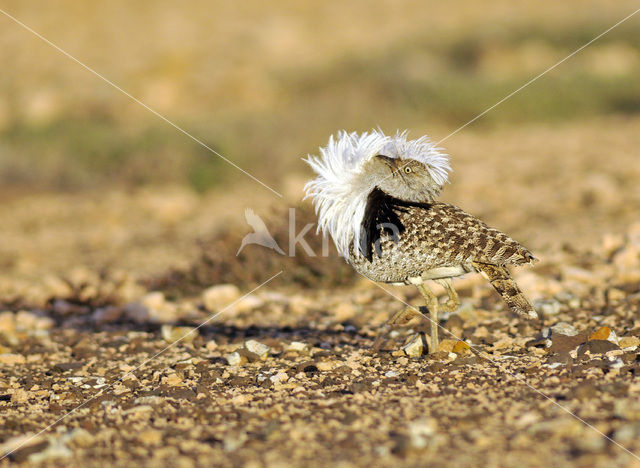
[1,118,640,467]
[1,220,640,467]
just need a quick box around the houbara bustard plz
[304,130,538,353]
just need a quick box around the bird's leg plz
[372,306,418,350]
[386,306,419,327]
[434,278,461,313]
[416,283,439,353]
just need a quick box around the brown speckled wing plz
[349,197,535,284]
[402,202,535,267]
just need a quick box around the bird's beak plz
[375,154,398,169]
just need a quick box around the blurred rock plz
[407,418,436,449]
[588,326,611,341]
[92,306,123,324]
[619,336,640,349]
[202,284,240,311]
[543,322,578,338]
[452,341,471,355]
[0,354,26,365]
[285,341,308,352]
[578,340,620,356]
[161,325,198,344]
[437,339,458,353]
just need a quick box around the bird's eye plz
[404,166,412,174]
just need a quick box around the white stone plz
[403,334,424,357]
[244,340,269,358]
[225,352,242,366]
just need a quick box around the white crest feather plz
[304,129,450,258]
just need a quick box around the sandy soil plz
[1,116,640,467]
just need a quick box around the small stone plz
[619,336,640,349]
[225,352,244,366]
[545,322,578,338]
[578,340,620,356]
[269,371,289,384]
[237,348,261,363]
[232,295,264,313]
[437,339,458,353]
[0,353,26,365]
[549,332,589,353]
[589,326,610,341]
[53,362,84,372]
[452,341,471,355]
[407,418,436,449]
[403,334,425,357]
[67,429,94,448]
[535,299,562,316]
[202,284,240,311]
[28,437,71,463]
[568,381,599,400]
[161,325,198,344]
[334,303,356,321]
[244,340,270,358]
[602,233,625,257]
[205,340,218,351]
[141,291,167,311]
[614,422,640,444]
[285,341,308,352]
[163,373,183,386]
[92,306,122,324]
[137,429,163,447]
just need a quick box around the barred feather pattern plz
[349,201,536,284]
[304,129,450,258]
[473,262,538,319]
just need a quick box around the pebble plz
[544,322,578,338]
[92,306,122,324]
[619,336,640,349]
[334,302,356,321]
[407,418,436,449]
[202,284,240,311]
[137,429,163,447]
[549,332,589,353]
[452,341,471,355]
[589,326,610,341]
[0,353,26,365]
[403,334,425,357]
[161,325,198,344]
[535,299,562,316]
[578,340,620,356]
[613,422,640,444]
[285,341,308,352]
[269,371,289,384]
[244,339,270,358]
[437,339,458,353]
[205,340,218,351]
[225,352,244,366]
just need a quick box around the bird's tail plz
[472,262,538,320]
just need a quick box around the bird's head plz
[304,129,450,257]
[364,154,446,203]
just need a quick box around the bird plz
[304,129,538,353]
[236,208,285,256]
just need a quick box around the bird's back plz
[349,201,535,284]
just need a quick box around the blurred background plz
[0,0,639,297]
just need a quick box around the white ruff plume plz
[304,129,450,258]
